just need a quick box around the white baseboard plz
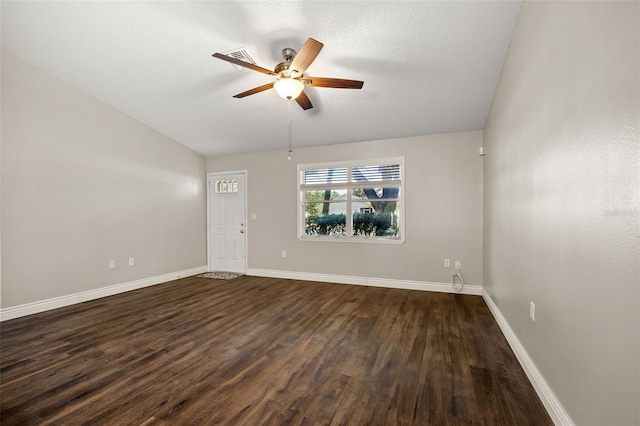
[0,266,208,322]
[247,268,483,295]
[482,289,574,426]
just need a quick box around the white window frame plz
[297,157,405,244]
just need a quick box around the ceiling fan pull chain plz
[288,100,293,160]
[288,119,293,160]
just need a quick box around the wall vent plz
[222,48,256,71]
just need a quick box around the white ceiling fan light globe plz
[274,78,304,100]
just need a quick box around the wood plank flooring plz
[1,275,553,425]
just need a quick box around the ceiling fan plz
[213,38,364,110]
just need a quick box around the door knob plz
[240,229,245,234]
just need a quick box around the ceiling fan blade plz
[289,38,324,75]
[233,82,275,98]
[295,90,313,110]
[212,53,275,76]
[302,77,364,89]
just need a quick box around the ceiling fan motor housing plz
[276,48,298,76]
[274,61,291,75]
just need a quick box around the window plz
[298,157,404,243]
[215,179,238,193]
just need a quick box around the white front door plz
[208,172,246,274]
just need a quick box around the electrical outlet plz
[455,261,461,269]
[282,250,287,258]
[109,260,116,270]
[444,259,451,267]
[530,301,535,321]
[129,257,135,266]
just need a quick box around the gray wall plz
[483,2,639,425]
[207,131,483,286]
[1,51,207,308]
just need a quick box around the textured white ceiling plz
[1,1,521,157]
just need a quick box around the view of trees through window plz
[299,159,403,240]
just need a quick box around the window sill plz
[298,235,405,244]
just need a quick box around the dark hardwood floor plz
[1,275,553,425]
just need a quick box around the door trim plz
[206,170,248,274]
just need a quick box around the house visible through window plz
[298,158,404,242]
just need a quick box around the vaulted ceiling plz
[1,1,521,157]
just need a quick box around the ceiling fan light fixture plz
[274,78,304,100]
